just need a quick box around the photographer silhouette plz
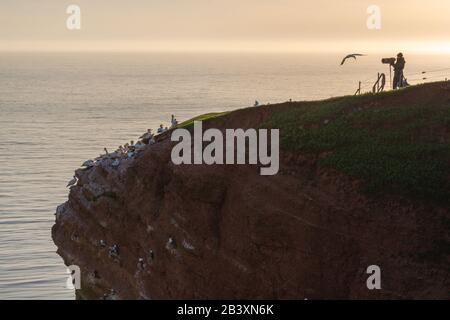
[391,53,406,89]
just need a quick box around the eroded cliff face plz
[52,105,450,300]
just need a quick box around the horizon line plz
[1,40,450,55]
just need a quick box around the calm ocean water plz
[0,52,449,299]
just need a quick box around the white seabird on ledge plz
[66,176,78,188]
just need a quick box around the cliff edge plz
[52,82,450,299]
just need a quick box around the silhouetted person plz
[392,53,406,89]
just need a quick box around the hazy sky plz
[1,0,449,52]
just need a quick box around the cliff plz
[52,81,450,299]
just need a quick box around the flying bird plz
[340,54,366,65]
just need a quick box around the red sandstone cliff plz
[52,85,450,299]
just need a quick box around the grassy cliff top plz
[178,81,450,204]
[260,82,450,203]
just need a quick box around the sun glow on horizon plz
[1,1,449,55]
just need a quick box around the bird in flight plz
[340,54,366,65]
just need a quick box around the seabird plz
[109,151,120,159]
[99,240,106,248]
[149,249,154,261]
[81,159,95,168]
[171,115,178,128]
[140,129,153,140]
[66,176,78,188]
[135,141,145,150]
[340,53,366,65]
[138,258,145,270]
[109,244,119,257]
[111,159,120,167]
[168,237,176,248]
[55,204,66,220]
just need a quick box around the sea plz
[0,52,449,299]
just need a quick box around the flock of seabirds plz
[96,236,177,300]
[62,115,180,299]
[69,233,177,299]
[66,114,179,189]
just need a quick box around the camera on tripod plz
[382,57,396,65]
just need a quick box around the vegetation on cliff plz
[179,82,450,203]
[261,83,450,203]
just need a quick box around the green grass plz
[260,90,450,203]
[176,112,230,129]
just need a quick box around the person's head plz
[397,52,403,58]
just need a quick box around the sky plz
[0,0,449,53]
